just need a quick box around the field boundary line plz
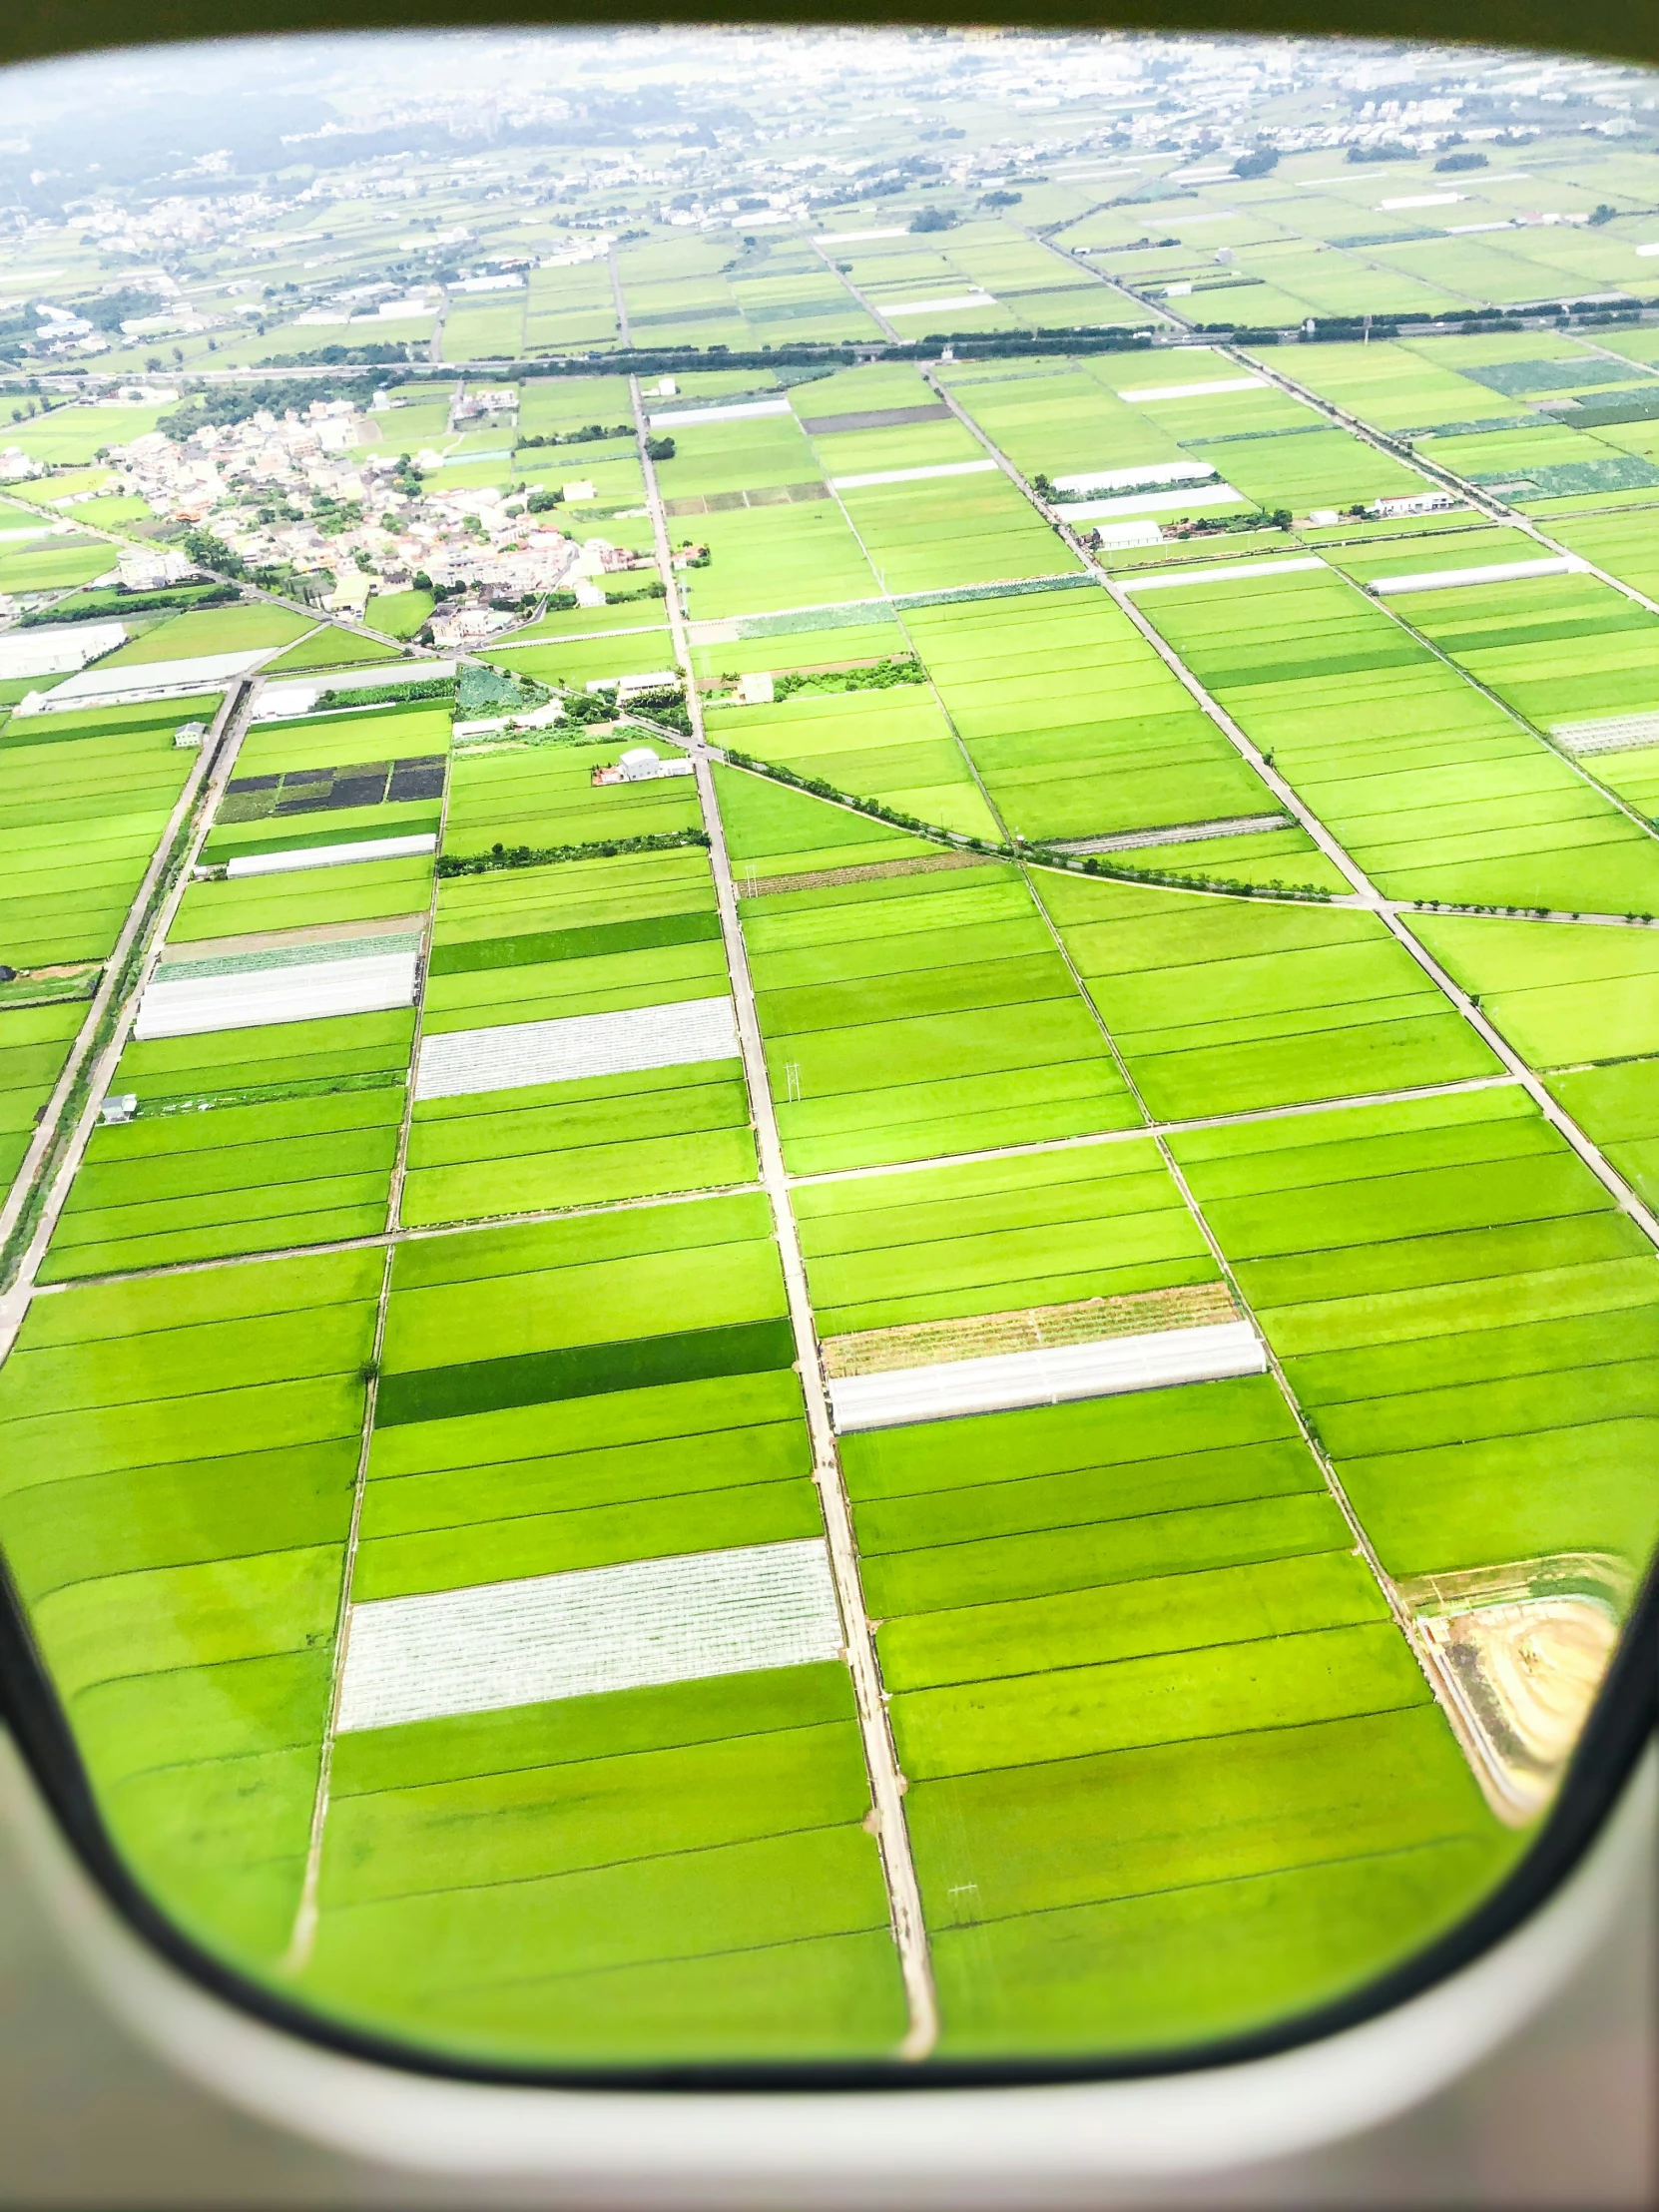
[0,679,255,1354]
[1348,902,1659,928]
[26,1178,766,1294]
[281,1243,390,1975]
[634,375,939,2061]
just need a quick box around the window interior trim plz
[0,4,1657,78]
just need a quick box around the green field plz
[4,131,1658,2084]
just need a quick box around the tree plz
[81,287,167,332]
[1589,204,1618,226]
[978,190,1022,209]
[526,485,562,511]
[908,206,959,234]
[181,527,244,577]
[1233,147,1279,179]
[645,434,676,461]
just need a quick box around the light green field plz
[5,273,1658,2084]
[98,604,316,666]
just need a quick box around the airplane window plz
[0,23,1654,2094]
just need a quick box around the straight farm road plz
[632,376,940,2063]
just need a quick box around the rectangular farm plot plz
[481,631,673,696]
[416,998,739,1099]
[203,701,449,872]
[1422,420,1659,510]
[674,502,881,625]
[1268,339,1530,435]
[46,926,417,1278]
[1036,870,1499,1119]
[1070,822,1346,896]
[651,409,822,502]
[337,1538,841,1730]
[933,358,1186,482]
[1552,724,1659,828]
[373,1191,791,1447]
[137,939,421,1041]
[794,1139,1217,1340]
[168,851,436,945]
[0,1249,380,1973]
[43,1080,401,1281]
[1181,425,1430,517]
[404,846,754,1225]
[831,1309,1274,1432]
[828,1321,1265,1431]
[96,602,317,668]
[798,1139,1258,1428]
[1548,511,1659,604]
[833,469,1079,599]
[442,738,700,858]
[1169,1085,1659,1580]
[0,531,114,596]
[796,1124,1268,1414]
[740,860,1139,1172]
